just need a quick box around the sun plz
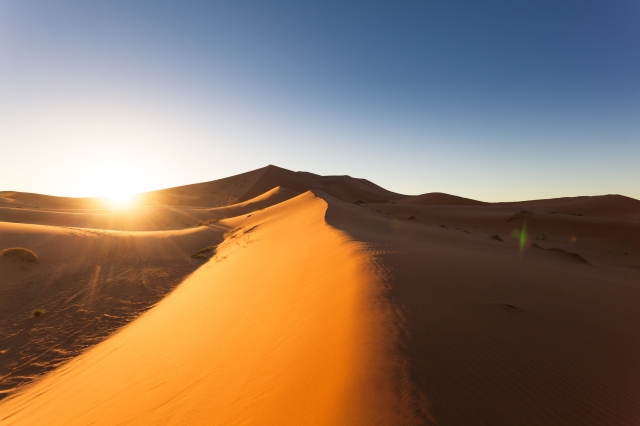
[103,192,139,208]
[110,193,133,202]
[74,157,155,208]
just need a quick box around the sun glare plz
[73,157,156,208]
[103,192,138,208]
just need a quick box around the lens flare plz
[511,222,528,256]
[517,221,528,256]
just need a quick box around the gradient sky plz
[1,1,639,201]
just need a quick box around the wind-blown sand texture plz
[1,165,639,425]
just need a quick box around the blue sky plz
[1,1,639,201]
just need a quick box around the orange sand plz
[1,165,639,425]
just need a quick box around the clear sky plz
[1,1,639,201]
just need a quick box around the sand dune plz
[326,194,640,425]
[395,192,487,206]
[1,164,401,211]
[0,192,425,425]
[500,194,640,221]
[0,192,102,210]
[0,220,228,398]
[0,186,298,231]
[236,165,405,204]
[1,165,639,425]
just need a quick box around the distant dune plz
[1,165,639,425]
[395,192,487,206]
[499,194,640,221]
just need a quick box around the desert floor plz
[1,165,639,425]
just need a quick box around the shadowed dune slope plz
[396,192,487,206]
[141,167,266,207]
[237,165,406,204]
[501,194,640,221]
[0,192,428,426]
[325,195,640,425]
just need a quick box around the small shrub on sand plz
[1,247,38,262]
[191,246,214,258]
[507,210,532,222]
[32,309,45,317]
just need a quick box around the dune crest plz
[0,192,430,425]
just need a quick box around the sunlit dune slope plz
[0,186,299,397]
[0,192,101,210]
[0,221,228,398]
[0,192,427,425]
